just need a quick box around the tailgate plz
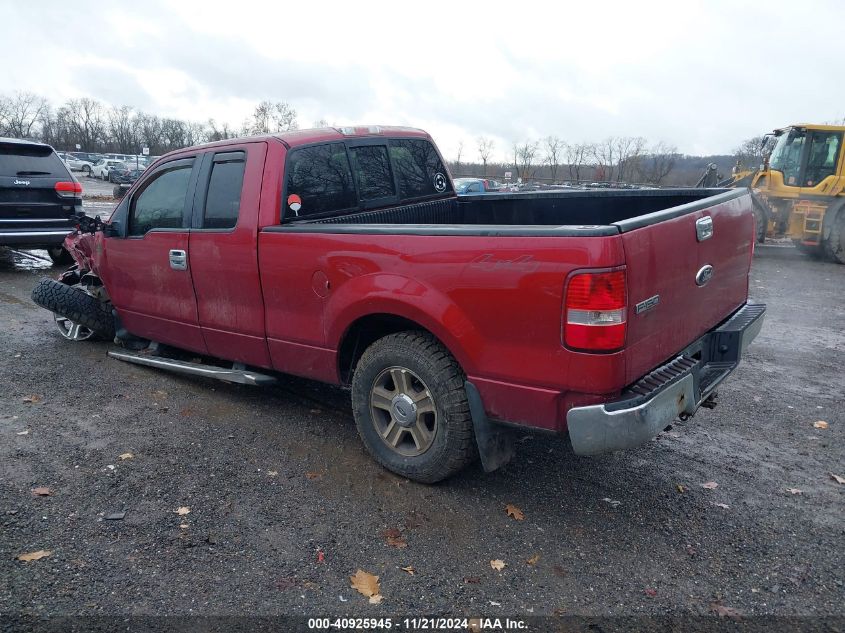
[618,190,754,384]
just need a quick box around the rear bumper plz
[567,301,766,456]
[0,229,74,247]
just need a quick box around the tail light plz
[55,181,82,198]
[564,269,627,352]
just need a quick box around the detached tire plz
[822,210,845,264]
[351,331,476,483]
[31,278,115,340]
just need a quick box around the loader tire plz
[31,278,115,340]
[822,210,845,264]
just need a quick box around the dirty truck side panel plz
[256,230,626,429]
[188,142,271,368]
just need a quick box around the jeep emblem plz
[695,265,714,286]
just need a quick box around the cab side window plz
[203,152,245,229]
[388,138,452,199]
[284,143,357,219]
[129,163,193,236]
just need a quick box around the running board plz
[107,350,277,386]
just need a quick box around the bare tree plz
[454,140,464,172]
[564,142,592,182]
[516,140,539,181]
[477,136,494,176]
[733,135,770,171]
[635,142,679,184]
[108,106,136,153]
[614,136,647,183]
[66,98,106,151]
[543,135,564,182]
[247,100,298,135]
[591,137,617,182]
[0,92,48,139]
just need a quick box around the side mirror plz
[102,222,120,238]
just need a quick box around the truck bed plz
[287,188,738,234]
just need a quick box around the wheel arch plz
[821,197,845,240]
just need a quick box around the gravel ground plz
[0,243,842,626]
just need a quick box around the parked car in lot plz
[91,159,127,180]
[109,167,145,185]
[453,177,506,193]
[69,151,104,166]
[0,137,81,264]
[58,152,94,176]
[32,126,765,482]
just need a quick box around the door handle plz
[169,249,188,271]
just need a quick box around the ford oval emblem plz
[695,265,714,286]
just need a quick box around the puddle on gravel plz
[0,248,55,272]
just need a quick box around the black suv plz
[0,138,82,264]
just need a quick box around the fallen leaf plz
[490,559,506,571]
[644,587,657,597]
[710,602,742,619]
[368,594,384,605]
[118,453,134,460]
[16,430,29,436]
[401,565,415,575]
[317,550,325,563]
[505,504,524,521]
[830,473,845,485]
[31,487,51,496]
[786,487,802,495]
[527,554,540,566]
[22,394,41,404]
[701,482,719,490]
[383,528,402,538]
[714,503,730,509]
[305,472,323,480]
[17,550,51,562]
[350,569,380,598]
[387,536,407,548]
[676,484,687,493]
[813,420,828,429]
[175,506,191,515]
[267,471,278,477]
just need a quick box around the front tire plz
[83,165,92,176]
[822,210,845,264]
[31,278,115,340]
[351,331,476,483]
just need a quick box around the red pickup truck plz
[32,126,765,482]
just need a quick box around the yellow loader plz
[715,124,845,263]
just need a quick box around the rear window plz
[349,145,396,201]
[203,152,245,229]
[388,139,452,199]
[0,143,68,178]
[285,143,357,219]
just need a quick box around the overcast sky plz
[3,1,842,159]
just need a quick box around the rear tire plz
[822,210,845,264]
[83,165,92,176]
[47,246,74,265]
[351,331,476,483]
[31,278,115,340]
